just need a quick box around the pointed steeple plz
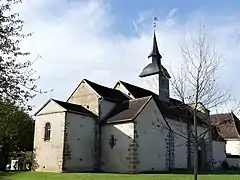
[139,29,170,102]
[148,30,162,60]
[139,31,162,78]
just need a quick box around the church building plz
[33,31,225,173]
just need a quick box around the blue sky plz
[13,0,240,113]
[109,0,240,36]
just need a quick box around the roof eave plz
[66,110,98,119]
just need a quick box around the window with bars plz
[44,122,51,141]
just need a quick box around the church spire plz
[139,27,170,102]
[148,30,162,60]
[139,30,162,78]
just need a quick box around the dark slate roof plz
[84,79,130,102]
[104,96,151,124]
[148,31,162,59]
[52,99,97,117]
[117,81,208,125]
[117,80,157,98]
[160,65,171,78]
[210,113,240,139]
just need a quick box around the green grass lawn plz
[1,172,240,180]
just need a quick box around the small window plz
[44,122,51,141]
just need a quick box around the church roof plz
[115,81,208,126]
[52,99,97,117]
[117,80,156,98]
[104,96,151,124]
[210,113,240,139]
[84,79,130,102]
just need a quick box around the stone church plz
[33,32,225,173]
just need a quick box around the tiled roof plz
[84,79,130,102]
[52,99,97,117]
[104,96,151,124]
[210,113,240,139]
[211,126,225,141]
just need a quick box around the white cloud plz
[166,8,178,25]
[12,0,240,113]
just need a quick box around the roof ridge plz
[51,99,97,117]
[128,95,152,102]
[52,99,83,107]
[119,80,154,92]
[84,78,118,91]
[84,79,130,101]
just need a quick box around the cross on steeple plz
[153,17,158,29]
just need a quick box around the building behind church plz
[33,32,226,173]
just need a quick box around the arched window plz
[44,122,51,141]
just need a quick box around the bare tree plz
[144,24,238,180]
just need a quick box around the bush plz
[221,160,229,170]
[13,151,38,171]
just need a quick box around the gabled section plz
[35,99,97,118]
[67,79,130,115]
[104,96,152,124]
[84,79,130,102]
[35,99,65,116]
[114,80,157,99]
[52,99,97,118]
[67,79,99,102]
[67,79,101,114]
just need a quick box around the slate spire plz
[139,31,162,78]
[139,29,170,102]
[148,30,162,60]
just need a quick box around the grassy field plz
[1,172,240,180]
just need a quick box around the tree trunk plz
[193,113,198,180]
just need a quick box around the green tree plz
[0,0,42,108]
[0,100,34,170]
[0,0,41,170]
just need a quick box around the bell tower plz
[139,26,171,102]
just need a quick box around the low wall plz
[227,155,240,167]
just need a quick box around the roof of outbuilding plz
[210,113,240,139]
[52,99,97,117]
[84,79,130,102]
[211,126,226,142]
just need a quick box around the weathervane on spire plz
[153,17,158,29]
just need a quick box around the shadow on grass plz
[1,169,240,177]
[139,168,240,175]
